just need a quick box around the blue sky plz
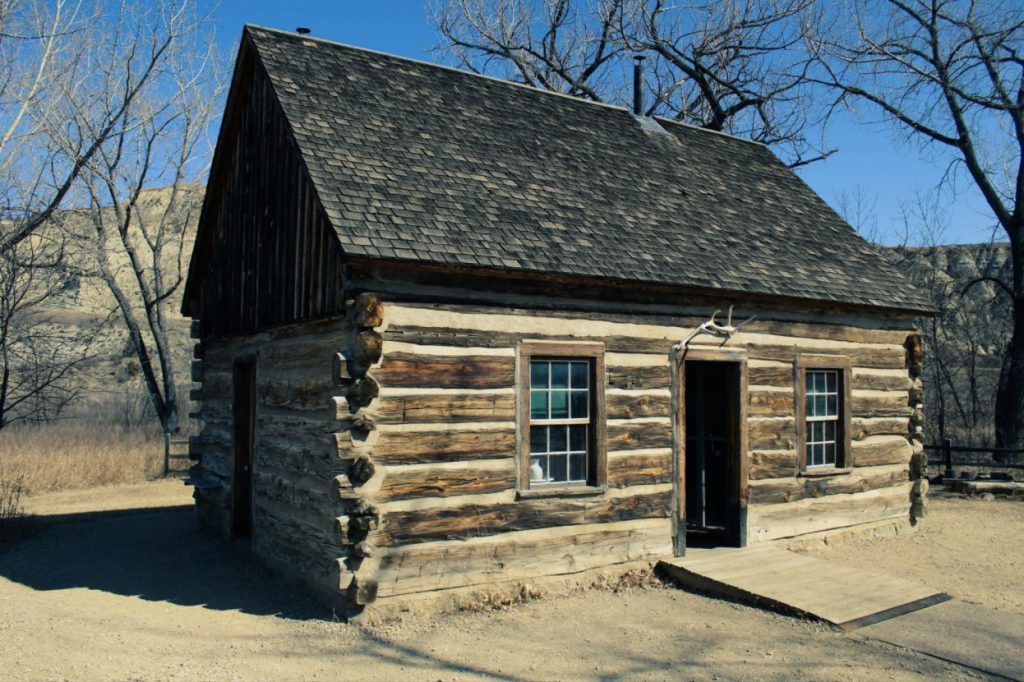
[213,0,998,246]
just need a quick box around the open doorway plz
[232,361,256,538]
[680,358,746,551]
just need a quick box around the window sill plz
[799,467,853,478]
[517,485,607,500]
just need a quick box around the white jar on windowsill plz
[529,461,544,483]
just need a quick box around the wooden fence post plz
[943,437,953,479]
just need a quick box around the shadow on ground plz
[0,505,331,621]
[0,503,1012,681]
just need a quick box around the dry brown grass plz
[0,422,165,495]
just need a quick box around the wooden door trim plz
[673,346,748,555]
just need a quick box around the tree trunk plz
[95,240,174,436]
[156,319,180,435]
[163,394,180,435]
[994,235,1024,453]
[994,310,1024,452]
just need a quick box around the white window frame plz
[528,358,592,485]
[517,341,606,492]
[796,354,852,474]
[805,369,840,468]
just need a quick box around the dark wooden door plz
[684,361,741,547]
[232,361,256,538]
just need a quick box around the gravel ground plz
[798,490,1024,617]
[0,483,1014,681]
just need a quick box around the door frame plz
[232,359,257,538]
[672,345,749,555]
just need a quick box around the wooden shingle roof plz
[244,26,928,313]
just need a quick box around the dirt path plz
[0,483,1009,681]
[21,478,191,517]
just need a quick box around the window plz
[805,370,840,467]
[797,356,852,473]
[530,359,590,484]
[518,342,606,490]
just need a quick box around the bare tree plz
[0,1,218,435]
[834,184,887,244]
[0,231,91,429]
[623,0,830,166]
[77,2,219,436]
[431,0,832,166]
[0,0,204,253]
[433,0,626,98]
[889,196,1012,448]
[810,0,1024,449]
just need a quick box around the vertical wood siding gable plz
[196,61,345,339]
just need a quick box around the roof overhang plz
[343,255,935,319]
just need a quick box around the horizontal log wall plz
[349,310,684,602]
[192,295,919,609]
[191,308,383,611]
[373,518,673,599]
[372,301,918,572]
[747,484,913,542]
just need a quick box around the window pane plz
[530,455,548,482]
[550,425,568,452]
[571,362,588,389]
[530,390,548,419]
[551,362,569,389]
[527,355,596,484]
[569,453,587,481]
[570,390,589,418]
[531,361,548,388]
[549,454,568,482]
[804,369,844,467]
[530,426,548,453]
[550,390,569,418]
[569,424,587,451]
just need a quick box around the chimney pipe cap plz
[633,54,646,63]
[296,27,311,35]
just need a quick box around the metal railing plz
[924,438,1024,479]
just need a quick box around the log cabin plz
[181,25,931,615]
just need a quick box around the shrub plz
[0,461,26,541]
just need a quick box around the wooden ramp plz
[657,545,950,630]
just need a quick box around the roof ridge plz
[243,24,765,149]
[899,241,1010,249]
